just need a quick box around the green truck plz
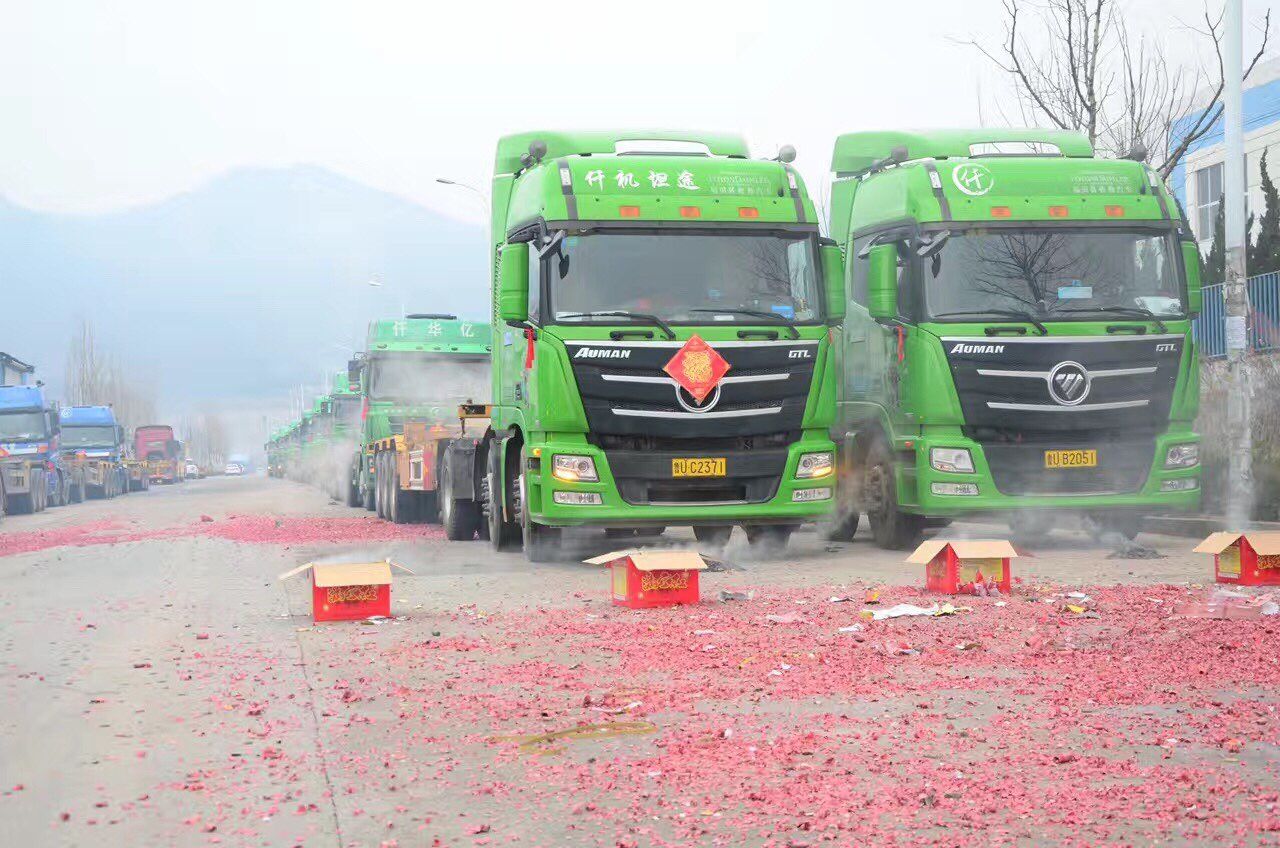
[826,129,1202,548]
[439,130,843,560]
[348,315,493,522]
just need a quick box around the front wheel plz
[863,438,925,550]
[693,526,733,549]
[520,466,560,562]
[745,524,796,554]
[485,444,520,551]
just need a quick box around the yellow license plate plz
[672,457,726,478]
[1044,449,1098,469]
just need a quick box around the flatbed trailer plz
[125,459,152,492]
[369,403,491,528]
[0,457,48,514]
[62,455,126,500]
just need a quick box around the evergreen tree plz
[1249,150,1280,274]
[1203,196,1226,287]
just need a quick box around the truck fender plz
[442,440,480,500]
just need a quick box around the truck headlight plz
[552,454,598,483]
[930,448,975,473]
[795,452,834,479]
[1164,443,1199,469]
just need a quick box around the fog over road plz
[1,476,1275,846]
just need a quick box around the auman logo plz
[949,343,1005,354]
[574,348,631,359]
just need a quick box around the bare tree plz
[64,318,159,432]
[971,0,1271,178]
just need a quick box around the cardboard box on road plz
[906,539,1018,595]
[585,549,707,609]
[278,559,413,622]
[1194,532,1280,586]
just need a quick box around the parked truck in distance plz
[134,425,184,485]
[59,405,131,499]
[0,384,67,513]
[827,129,1201,548]
[348,315,493,524]
[440,130,844,560]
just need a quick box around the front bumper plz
[527,432,836,527]
[904,428,1201,515]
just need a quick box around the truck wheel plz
[824,509,861,542]
[7,493,35,515]
[390,461,415,525]
[863,438,925,550]
[71,478,86,503]
[745,524,796,554]
[485,444,520,551]
[519,467,560,562]
[440,452,480,541]
[375,453,388,519]
[345,465,361,507]
[693,526,733,548]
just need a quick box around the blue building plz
[1171,58,1280,248]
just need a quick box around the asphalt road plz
[1,475,1275,847]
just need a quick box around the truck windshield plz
[368,354,489,402]
[0,412,47,441]
[548,230,823,324]
[922,228,1184,321]
[61,426,117,448]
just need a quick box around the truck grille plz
[980,436,1155,496]
[607,447,787,505]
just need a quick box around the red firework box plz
[278,559,414,622]
[1194,532,1280,586]
[586,549,708,609]
[906,539,1019,595]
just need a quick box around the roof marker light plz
[1105,205,1125,217]
[619,205,641,218]
[990,206,1012,218]
[679,206,701,218]
[1049,205,1070,217]
[738,207,759,219]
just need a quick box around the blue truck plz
[0,385,67,514]
[60,405,131,500]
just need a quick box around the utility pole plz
[1224,0,1253,526]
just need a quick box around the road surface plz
[1,475,1277,846]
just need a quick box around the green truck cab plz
[827,129,1202,548]
[465,130,843,560]
[347,315,493,518]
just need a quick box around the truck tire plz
[70,477,86,503]
[824,509,861,542]
[863,438,925,550]
[345,464,361,508]
[745,524,796,553]
[7,493,35,515]
[441,463,480,541]
[485,443,520,551]
[390,460,415,525]
[519,465,560,562]
[693,526,733,548]
[361,461,375,511]
[375,453,387,519]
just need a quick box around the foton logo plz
[949,343,1005,355]
[573,348,631,359]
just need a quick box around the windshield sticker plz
[1057,284,1093,299]
[1071,172,1137,194]
[952,164,994,196]
[771,304,797,319]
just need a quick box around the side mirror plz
[498,243,530,323]
[347,358,362,389]
[820,243,846,321]
[48,411,60,435]
[1182,240,1202,316]
[867,243,899,321]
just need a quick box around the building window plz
[1195,163,1223,240]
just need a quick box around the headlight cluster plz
[795,452,834,479]
[552,454,598,483]
[1164,443,1199,469]
[930,448,975,473]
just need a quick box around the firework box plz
[1193,532,1280,586]
[905,540,1019,595]
[585,549,707,609]
[278,558,414,622]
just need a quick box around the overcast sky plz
[3,0,1270,225]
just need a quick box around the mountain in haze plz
[0,165,487,407]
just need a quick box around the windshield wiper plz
[688,308,800,339]
[932,310,1048,336]
[556,311,676,340]
[1056,306,1169,333]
